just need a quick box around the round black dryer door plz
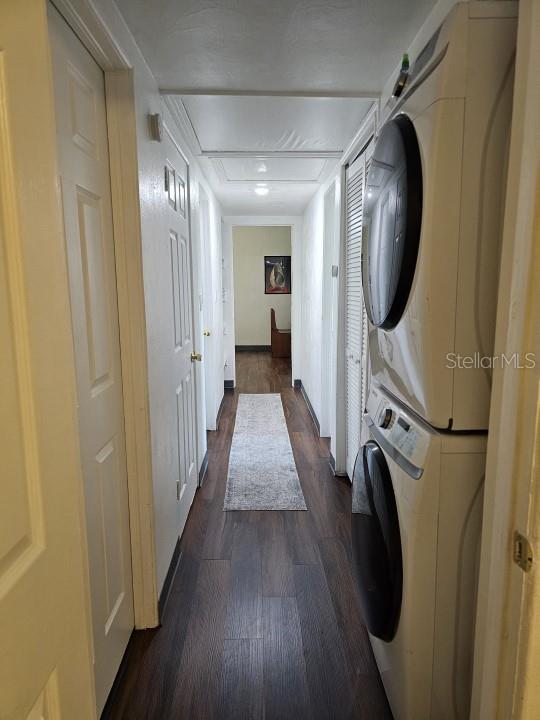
[351,441,403,642]
[362,114,422,329]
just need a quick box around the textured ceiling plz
[115,0,438,213]
[116,0,437,94]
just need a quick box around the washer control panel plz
[367,385,431,469]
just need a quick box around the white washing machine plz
[351,384,486,720]
[362,2,517,430]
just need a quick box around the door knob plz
[191,352,203,362]
[203,330,211,336]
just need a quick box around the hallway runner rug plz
[223,393,307,511]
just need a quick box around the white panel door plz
[49,7,134,714]
[164,130,199,535]
[345,147,371,479]
[0,2,95,717]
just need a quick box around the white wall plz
[296,170,341,442]
[321,178,342,444]
[298,189,325,420]
[222,223,236,383]
[90,0,223,594]
[233,226,292,346]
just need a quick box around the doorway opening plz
[231,225,293,393]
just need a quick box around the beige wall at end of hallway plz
[233,226,292,345]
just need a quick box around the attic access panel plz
[181,95,375,152]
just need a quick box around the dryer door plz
[362,114,422,329]
[351,440,402,641]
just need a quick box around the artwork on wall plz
[264,256,291,294]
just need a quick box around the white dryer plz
[362,2,517,430]
[351,384,486,720]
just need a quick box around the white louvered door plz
[345,146,372,479]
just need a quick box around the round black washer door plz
[362,114,422,329]
[351,441,403,642]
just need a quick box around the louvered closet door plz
[345,147,371,479]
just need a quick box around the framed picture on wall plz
[264,256,291,294]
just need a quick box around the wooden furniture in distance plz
[271,308,291,358]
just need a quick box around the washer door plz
[362,114,422,329]
[351,440,403,641]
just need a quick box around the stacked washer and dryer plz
[351,3,517,720]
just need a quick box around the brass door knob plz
[203,330,211,336]
[191,352,203,362]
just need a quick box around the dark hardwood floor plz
[104,352,392,720]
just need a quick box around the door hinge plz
[513,531,533,572]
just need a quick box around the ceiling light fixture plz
[254,185,269,196]
[257,161,268,173]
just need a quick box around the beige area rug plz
[223,393,307,511]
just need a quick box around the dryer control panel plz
[366,385,432,470]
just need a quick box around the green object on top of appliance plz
[401,53,410,72]
[392,52,410,98]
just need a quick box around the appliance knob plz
[379,408,394,429]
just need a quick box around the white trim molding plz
[161,95,202,158]
[471,1,540,716]
[51,0,130,69]
[105,69,158,629]
[201,150,343,159]
[341,102,378,165]
[160,88,380,100]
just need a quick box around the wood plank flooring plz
[104,352,392,720]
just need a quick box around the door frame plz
[470,1,540,716]
[199,183,218,430]
[222,215,303,386]
[50,0,158,628]
[334,105,378,476]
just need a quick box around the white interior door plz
[164,129,199,534]
[345,148,371,479]
[49,7,134,714]
[0,2,97,715]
